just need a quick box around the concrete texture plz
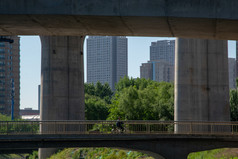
[175,38,230,124]
[2,134,238,159]
[39,36,85,159]
[1,0,238,39]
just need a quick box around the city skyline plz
[20,36,236,110]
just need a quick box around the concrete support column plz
[175,38,230,125]
[39,36,85,159]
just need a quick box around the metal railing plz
[0,120,237,135]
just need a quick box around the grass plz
[26,148,238,159]
[188,148,238,159]
[48,148,154,159]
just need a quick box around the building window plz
[0,43,5,47]
[0,48,4,53]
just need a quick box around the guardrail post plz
[63,123,65,134]
[55,121,56,134]
[6,121,8,135]
[211,124,213,134]
[31,121,33,135]
[101,121,103,134]
[39,121,41,135]
[146,124,150,134]
[232,124,234,135]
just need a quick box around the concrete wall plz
[39,36,85,159]
[175,38,230,124]
[40,36,85,121]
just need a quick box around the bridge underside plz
[0,15,238,40]
[1,134,238,159]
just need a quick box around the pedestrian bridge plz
[1,120,238,159]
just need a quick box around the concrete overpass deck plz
[1,0,238,39]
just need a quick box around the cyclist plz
[116,117,124,132]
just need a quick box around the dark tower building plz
[0,36,20,118]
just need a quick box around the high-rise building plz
[140,62,153,80]
[236,41,238,77]
[87,36,128,90]
[150,40,175,65]
[140,40,175,82]
[0,36,20,117]
[140,60,174,82]
[229,58,236,89]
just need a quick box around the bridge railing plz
[0,120,237,135]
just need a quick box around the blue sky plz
[19,36,236,110]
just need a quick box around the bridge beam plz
[39,36,85,159]
[2,0,238,40]
[175,38,230,124]
[1,134,237,159]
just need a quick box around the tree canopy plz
[107,77,174,120]
[85,94,109,120]
[84,78,174,121]
[84,82,113,120]
[85,81,113,104]
[230,79,238,121]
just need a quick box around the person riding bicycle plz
[116,117,124,132]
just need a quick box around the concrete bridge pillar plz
[175,38,230,127]
[39,36,85,159]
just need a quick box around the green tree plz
[84,83,95,96]
[230,78,238,121]
[28,151,38,159]
[108,78,174,120]
[85,94,109,120]
[115,76,153,92]
[0,114,11,121]
[85,82,113,104]
[84,82,113,120]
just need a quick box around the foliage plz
[85,94,109,120]
[85,82,113,104]
[187,148,238,159]
[84,82,113,120]
[115,77,153,92]
[84,94,109,120]
[230,89,238,121]
[108,77,174,120]
[85,78,174,121]
[230,79,238,121]
[0,113,12,121]
[0,154,29,159]
[49,148,154,159]
[28,151,38,159]
[188,149,222,159]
